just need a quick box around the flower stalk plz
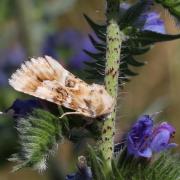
[99,0,122,167]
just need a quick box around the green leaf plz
[84,13,180,87]
[155,0,180,23]
[133,30,180,45]
[87,146,109,180]
[88,147,180,180]
[124,55,145,67]
[122,44,150,55]
[83,50,105,61]
[88,35,106,52]
[83,14,106,42]
[9,109,63,172]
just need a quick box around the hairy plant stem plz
[99,0,122,167]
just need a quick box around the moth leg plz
[59,111,90,119]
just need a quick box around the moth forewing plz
[9,56,114,117]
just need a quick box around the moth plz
[9,56,114,118]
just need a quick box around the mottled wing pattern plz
[9,56,113,117]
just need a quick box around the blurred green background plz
[0,0,179,179]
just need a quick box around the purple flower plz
[120,2,166,34]
[66,156,92,180]
[5,43,26,67]
[150,122,177,152]
[127,115,153,158]
[0,43,26,87]
[137,12,166,34]
[41,33,59,59]
[42,29,96,69]
[6,99,42,118]
[66,168,92,180]
[0,71,8,86]
[69,36,96,69]
[127,115,177,158]
[3,43,26,73]
[42,30,82,59]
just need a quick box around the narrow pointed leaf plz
[84,14,106,41]
[83,49,105,61]
[88,34,106,52]
[134,30,180,45]
[122,68,138,76]
[125,45,151,55]
[126,56,145,67]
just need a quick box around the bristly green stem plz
[99,0,122,167]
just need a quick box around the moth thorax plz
[90,84,114,116]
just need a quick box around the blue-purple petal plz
[127,115,153,158]
[42,29,97,70]
[6,99,42,118]
[151,130,171,152]
[138,147,152,158]
[141,12,166,34]
[126,115,177,158]
[119,2,166,34]
[151,122,176,152]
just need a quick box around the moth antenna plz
[0,111,26,118]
